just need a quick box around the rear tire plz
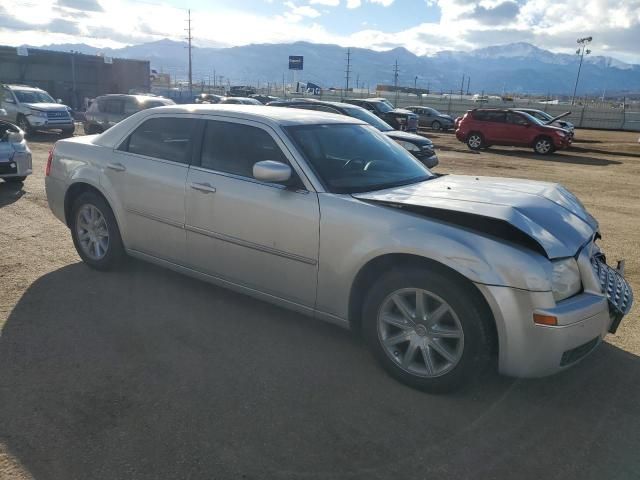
[362,268,493,393]
[533,136,554,155]
[466,132,483,150]
[70,191,125,271]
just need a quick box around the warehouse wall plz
[0,46,150,110]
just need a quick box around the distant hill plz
[29,39,640,96]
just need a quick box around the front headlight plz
[29,109,47,118]
[555,130,566,137]
[551,258,581,301]
[394,139,420,152]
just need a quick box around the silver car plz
[45,105,633,392]
[0,113,32,183]
[0,84,75,137]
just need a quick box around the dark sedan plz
[406,106,455,131]
[343,98,419,132]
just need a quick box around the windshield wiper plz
[356,175,432,193]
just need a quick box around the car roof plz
[6,85,43,91]
[96,94,170,102]
[95,104,365,148]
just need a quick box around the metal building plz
[0,45,150,110]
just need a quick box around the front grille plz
[560,337,600,366]
[591,256,633,316]
[47,111,70,119]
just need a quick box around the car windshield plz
[342,106,394,132]
[285,123,433,194]
[522,110,553,122]
[13,89,56,104]
[375,101,394,113]
[518,111,545,126]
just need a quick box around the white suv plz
[0,84,75,137]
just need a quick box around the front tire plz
[70,191,125,270]
[533,136,554,155]
[362,268,493,393]
[16,115,34,137]
[466,132,483,150]
[431,120,442,131]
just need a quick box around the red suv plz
[455,109,571,154]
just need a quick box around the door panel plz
[106,151,188,263]
[102,116,199,264]
[185,119,320,307]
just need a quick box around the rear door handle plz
[190,182,216,193]
[106,162,126,172]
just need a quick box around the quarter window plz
[123,117,197,164]
[200,121,288,178]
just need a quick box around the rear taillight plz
[46,146,54,176]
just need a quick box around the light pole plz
[571,36,592,105]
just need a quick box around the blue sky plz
[0,0,639,63]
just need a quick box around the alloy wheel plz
[535,138,551,154]
[468,134,482,149]
[377,288,464,377]
[76,204,110,260]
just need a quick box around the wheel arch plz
[348,253,498,356]
[64,182,117,228]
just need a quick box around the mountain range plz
[27,39,640,96]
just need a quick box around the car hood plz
[353,175,598,259]
[437,114,454,121]
[23,102,69,112]
[383,130,432,145]
[391,108,416,116]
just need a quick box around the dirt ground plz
[1,127,639,479]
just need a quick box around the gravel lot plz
[1,127,639,479]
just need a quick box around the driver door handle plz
[190,182,217,194]
[106,162,126,172]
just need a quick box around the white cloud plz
[369,0,395,5]
[309,0,340,5]
[0,0,638,63]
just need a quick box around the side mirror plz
[0,108,7,117]
[253,160,292,183]
[56,98,63,104]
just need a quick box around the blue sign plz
[289,55,304,70]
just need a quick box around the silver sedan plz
[45,105,633,392]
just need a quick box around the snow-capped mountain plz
[28,40,640,95]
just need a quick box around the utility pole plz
[460,73,465,98]
[414,75,418,93]
[466,76,470,95]
[345,48,352,97]
[356,72,359,90]
[393,59,399,105]
[185,9,193,97]
[572,36,592,105]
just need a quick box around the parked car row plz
[268,98,438,168]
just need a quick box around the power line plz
[185,9,193,96]
[393,59,399,105]
[345,47,351,96]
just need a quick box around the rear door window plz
[121,117,198,164]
